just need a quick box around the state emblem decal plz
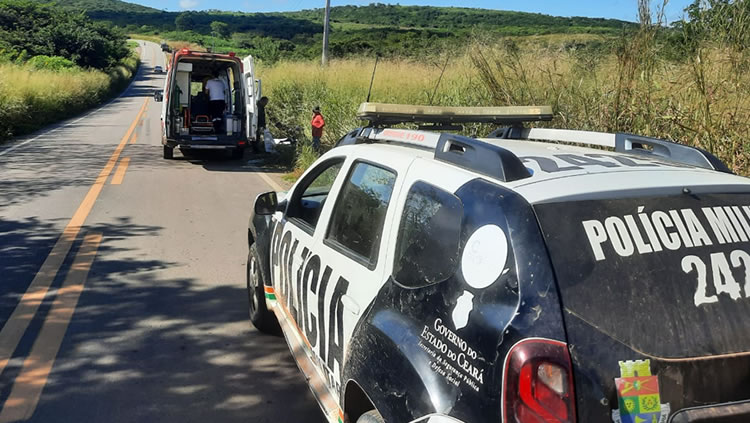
[611,360,670,423]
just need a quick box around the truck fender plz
[249,211,276,288]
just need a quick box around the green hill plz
[32,0,638,60]
[43,0,158,13]
[37,0,635,33]
[291,4,634,32]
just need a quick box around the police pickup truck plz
[247,103,750,423]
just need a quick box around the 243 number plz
[682,250,750,307]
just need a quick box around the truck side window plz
[326,162,397,268]
[393,181,463,288]
[287,159,344,231]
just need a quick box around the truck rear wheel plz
[163,145,174,160]
[247,244,279,334]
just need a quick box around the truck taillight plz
[503,339,576,423]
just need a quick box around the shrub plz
[27,55,77,71]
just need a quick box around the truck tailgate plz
[535,192,750,422]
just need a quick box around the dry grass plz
[0,53,138,140]
[260,55,482,169]
[262,35,750,176]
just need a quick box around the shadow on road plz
[0,217,164,325]
[177,150,294,178]
[0,215,324,422]
[0,143,166,208]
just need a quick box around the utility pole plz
[322,0,331,66]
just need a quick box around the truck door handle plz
[341,295,360,316]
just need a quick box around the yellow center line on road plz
[0,233,103,423]
[0,98,148,378]
[110,157,130,185]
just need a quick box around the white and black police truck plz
[247,103,750,423]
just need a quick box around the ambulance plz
[155,49,260,160]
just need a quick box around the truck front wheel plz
[163,145,174,160]
[247,244,279,334]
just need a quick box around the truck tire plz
[357,410,385,423]
[163,145,174,160]
[247,244,279,334]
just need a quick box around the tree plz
[175,12,196,31]
[210,21,230,39]
[0,0,128,69]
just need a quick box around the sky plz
[130,0,695,23]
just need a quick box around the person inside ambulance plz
[205,71,227,131]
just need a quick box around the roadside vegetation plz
[0,1,138,141]
[259,0,750,178]
[13,0,749,178]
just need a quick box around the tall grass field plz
[262,23,750,178]
[0,52,138,141]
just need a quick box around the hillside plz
[291,4,634,32]
[38,0,636,33]
[33,0,638,60]
[45,0,158,13]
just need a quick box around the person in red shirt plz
[311,106,325,151]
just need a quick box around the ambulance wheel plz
[247,244,279,334]
[163,145,174,160]
[357,410,385,423]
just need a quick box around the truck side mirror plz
[254,191,278,216]
[153,90,163,102]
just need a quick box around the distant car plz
[154,66,163,73]
[247,102,750,423]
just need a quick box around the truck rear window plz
[535,192,750,358]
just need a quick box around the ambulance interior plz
[169,58,244,138]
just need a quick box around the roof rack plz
[336,127,531,183]
[357,103,553,127]
[490,127,732,173]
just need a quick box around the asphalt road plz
[0,41,324,423]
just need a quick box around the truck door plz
[161,73,169,139]
[269,156,348,396]
[309,151,413,398]
[242,55,258,140]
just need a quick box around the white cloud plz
[179,0,199,9]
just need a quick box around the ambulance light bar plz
[357,103,553,126]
